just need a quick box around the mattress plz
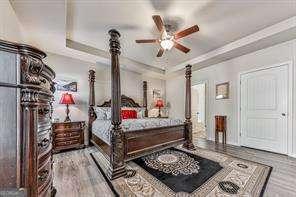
[92,118,183,145]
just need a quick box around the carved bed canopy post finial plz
[183,64,195,150]
[143,81,148,117]
[108,29,126,179]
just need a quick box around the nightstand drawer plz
[52,121,85,153]
[55,135,80,142]
[55,131,80,138]
[54,128,82,133]
[56,139,80,147]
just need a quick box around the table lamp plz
[59,93,75,122]
[155,99,164,118]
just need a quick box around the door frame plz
[238,61,293,155]
[192,80,208,136]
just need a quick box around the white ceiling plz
[11,0,296,72]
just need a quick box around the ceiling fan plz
[135,15,199,57]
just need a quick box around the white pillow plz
[94,107,111,120]
[94,107,106,119]
[105,108,111,120]
[137,108,145,119]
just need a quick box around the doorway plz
[240,64,289,154]
[192,83,206,139]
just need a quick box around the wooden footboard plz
[124,124,186,160]
[91,124,186,161]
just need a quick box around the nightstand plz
[52,121,85,153]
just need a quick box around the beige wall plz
[0,0,24,42]
[44,52,166,123]
[166,39,296,157]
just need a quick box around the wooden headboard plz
[98,95,141,108]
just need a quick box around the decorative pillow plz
[122,107,145,119]
[94,107,107,120]
[121,109,137,119]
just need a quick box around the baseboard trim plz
[288,153,296,158]
[207,138,239,146]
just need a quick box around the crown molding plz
[166,16,296,76]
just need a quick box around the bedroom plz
[0,0,296,196]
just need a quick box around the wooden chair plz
[215,116,227,144]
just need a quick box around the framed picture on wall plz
[55,79,78,92]
[216,82,229,99]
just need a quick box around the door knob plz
[281,113,286,116]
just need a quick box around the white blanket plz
[92,118,183,145]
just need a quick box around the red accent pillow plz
[121,109,137,119]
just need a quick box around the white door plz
[192,83,206,138]
[240,65,288,154]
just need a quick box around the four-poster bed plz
[88,29,194,180]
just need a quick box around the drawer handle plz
[40,79,46,84]
[38,108,50,115]
[38,170,49,182]
[38,138,50,148]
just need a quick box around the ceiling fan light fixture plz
[160,38,174,50]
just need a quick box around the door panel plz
[240,65,288,154]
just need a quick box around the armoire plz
[0,40,56,196]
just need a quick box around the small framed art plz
[216,82,229,99]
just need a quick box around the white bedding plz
[92,118,183,145]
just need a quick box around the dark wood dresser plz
[0,40,56,196]
[52,121,85,153]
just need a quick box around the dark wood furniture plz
[52,121,85,153]
[215,115,227,144]
[88,29,194,180]
[0,40,56,196]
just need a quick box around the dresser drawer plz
[39,75,52,91]
[38,157,52,193]
[38,183,52,197]
[38,105,51,123]
[38,130,52,157]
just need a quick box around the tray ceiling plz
[11,0,296,71]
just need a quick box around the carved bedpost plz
[88,69,96,146]
[143,81,148,117]
[183,65,195,150]
[108,29,126,179]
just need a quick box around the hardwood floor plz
[53,138,296,197]
[53,147,114,197]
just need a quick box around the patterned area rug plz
[92,147,272,197]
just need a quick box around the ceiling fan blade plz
[152,15,165,32]
[174,25,199,40]
[156,48,164,57]
[174,42,190,53]
[135,39,158,43]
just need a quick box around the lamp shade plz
[59,93,75,105]
[155,99,164,108]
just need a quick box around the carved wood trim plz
[108,29,126,179]
[88,70,96,147]
[143,81,148,117]
[183,65,195,150]
[0,39,55,196]
[98,95,141,108]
